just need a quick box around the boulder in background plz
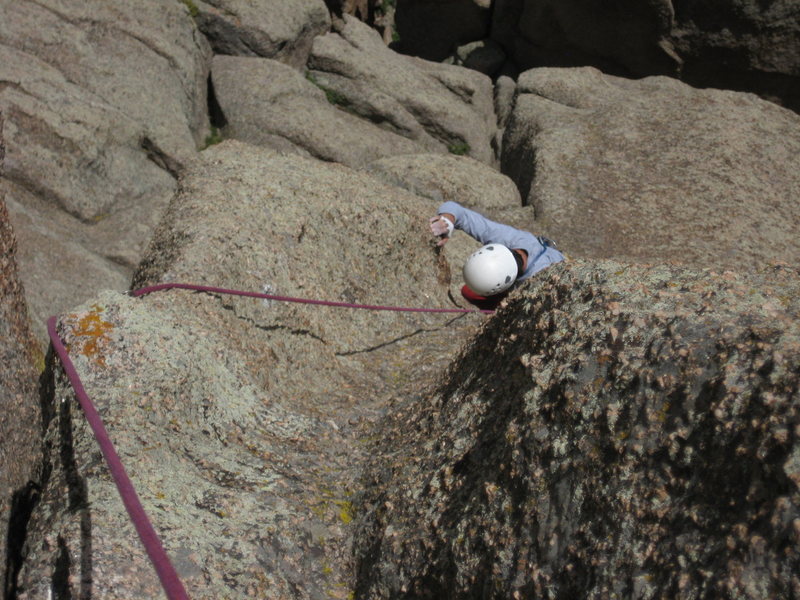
[192,0,331,68]
[308,15,498,165]
[0,0,212,346]
[501,67,800,270]
[395,0,492,62]
[211,55,425,166]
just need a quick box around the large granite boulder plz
[0,0,212,345]
[17,141,485,599]
[192,0,331,68]
[363,152,521,211]
[501,67,800,270]
[308,15,498,165]
[0,114,42,596]
[355,259,800,599]
[211,55,424,166]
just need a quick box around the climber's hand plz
[429,215,453,246]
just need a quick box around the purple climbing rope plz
[47,316,190,600]
[131,282,495,314]
[46,283,492,599]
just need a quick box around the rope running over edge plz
[47,283,493,599]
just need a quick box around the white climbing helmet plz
[463,244,518,296]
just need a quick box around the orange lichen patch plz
[66,304,115,367]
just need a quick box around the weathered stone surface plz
[308,15,497,164]
[18,140,485,599]
[355,259,800,599]
[395,0,492,62]
[211,55,424,166]
[0,0,212,345]
[0,113,41,597]
[193,0,330,68]
[363,152,520,211]
[4,186,132,345]
[501,67,800,270]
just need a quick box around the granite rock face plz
[308,15,497,165]
[501,67,800,270]
[0,0,212,345]
[17,141,485,599]
[193,0,331,67]
[211,55,424,166]
[0,113,41,597]
[355,259,800,599]
[363,152,521,211]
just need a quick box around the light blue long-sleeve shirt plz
[438,201,565,282]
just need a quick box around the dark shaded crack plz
[207,74,227,129]
[335,314,468,356]
[51,537,73,600]
[140,137,183,179]
[3,482,41,600]
[213,296,328,345]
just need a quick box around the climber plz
[429,201,564,310]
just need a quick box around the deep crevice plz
[207,74,228,130]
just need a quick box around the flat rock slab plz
[501,67,800,270]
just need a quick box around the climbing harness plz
[46,283,494,599]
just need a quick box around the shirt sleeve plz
[438,201,565,280]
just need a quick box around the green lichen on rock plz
[447,141,470,156]
[178,0,199,18]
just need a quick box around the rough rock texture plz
[501,67,800,270]
[211,55,424,166]
[0,113,42,597]
[308,15,498,165]
[193,0,331,68]
[0,0,212,345]
[355,259,800,599]
[395,0,492,62]
[17,141,486,599]
[363,153,520,211]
